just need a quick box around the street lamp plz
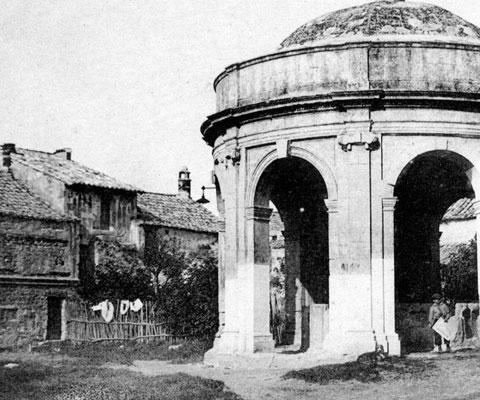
[196,185,216,204]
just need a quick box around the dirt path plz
[115,353,480,400]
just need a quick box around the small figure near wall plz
[429,293,451,353]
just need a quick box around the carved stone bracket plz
[338,120,380,152]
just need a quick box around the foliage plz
[154,244,219,338]
[80,239,153,303]
[441,237,478,302]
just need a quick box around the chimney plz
[178,166,191,198]
[54,148,72,160]
[2,143,16,167]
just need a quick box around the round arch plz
[384,145,480,196]
[246,145,338,208]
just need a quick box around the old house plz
[0,166,79,348]
[136,167,221,256]
[1,144,221,347]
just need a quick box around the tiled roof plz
[138,192,221,233]
[0,170,69,221]
[442,198,475,222]
[11,148,139,192]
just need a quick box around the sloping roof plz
[0,169,69,221]
[11,148,139,192]
[442,198,475,222]
[137,192,221,233]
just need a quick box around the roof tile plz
[138,193,221,233]
[12,148,139,192]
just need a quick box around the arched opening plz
[254,156,329,350]
[394,150,478,353]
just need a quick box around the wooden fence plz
[67,300,188,342]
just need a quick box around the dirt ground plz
[117,351,480,400]
[2,350,480,400]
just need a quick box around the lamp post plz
[196,185,216,204]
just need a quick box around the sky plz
[1,0,479,212]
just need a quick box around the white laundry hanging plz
[120,300,130,315]
[129,299,143,312]
[91,300,114,323]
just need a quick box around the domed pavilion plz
[201,0,480,357]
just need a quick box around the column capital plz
[382,197,398,212]
[324,199,339,214]
[473,200,480,216]
[245,206,273,222]
[218,217,226,232]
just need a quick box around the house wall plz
[0,216,79,348]
[66,188,136,243]
[10,164,66,213]
[144,225,218,256]
[0,285,77,349]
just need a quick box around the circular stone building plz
[201,0,480,357]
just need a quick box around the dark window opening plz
[0,307,17,322]
[46,297,63,340]
[99,195,111,230]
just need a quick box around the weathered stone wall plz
[66,188,136,243]
[0,285,77,349]
[0,217,78,277]
[144,226,218,257]
[215,43,480,112]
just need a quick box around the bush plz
[80,239,153,303]
[155,245,219,339]
[441,237,478,302]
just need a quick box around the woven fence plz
[67,300,189,343]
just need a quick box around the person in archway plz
[429,293,451,353]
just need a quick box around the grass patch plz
[34,339,210,365]
[0,359,242,400]
[284,357,435,385]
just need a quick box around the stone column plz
[244,206,275,352]
[474,200,480,304]
[217,219,226,335]
[283,227,301,345]
[382,197,401,355]
[308,199,337,353]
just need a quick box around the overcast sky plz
[1,0,479,211]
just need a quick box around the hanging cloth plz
[102,301,115,323]
[130,299,143,312]
[120,300,130,315]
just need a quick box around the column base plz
[322,330,377,357]
[253,333,276,352]
[384,333,401,356]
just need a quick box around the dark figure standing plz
[429,293,451,353]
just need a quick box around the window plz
[99,195,111,230]
[0,307,17,322]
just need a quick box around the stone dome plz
[280,0,480,49]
